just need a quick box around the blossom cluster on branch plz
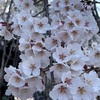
[0,0,100,100]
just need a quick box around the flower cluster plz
[49,0,100,100]
[2,0,50,99]
[1,0,100,100]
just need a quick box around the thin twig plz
[34,0,43,5]
[6,0,13,22]
[13,39,19,67]
[4,40,14,67]
[0,40,6,83]
[33,9,45,17]
[43,1,55,100]
[2,0,9,20]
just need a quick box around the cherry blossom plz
[34,17,50,33]
[49,83,71,100]
[53,46,68,63]
[83,71,100,92]
[50,63,69,79]
[20,0,34,12]
[22,56,40,77]
[70,78,94,100]
[26,76,45,92]
[8,73,25,87]
[2,0,100,99]
[16,10,31,25]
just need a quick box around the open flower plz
[53,46,68,63]
[34,17,50,33]
[19,86,34,100]
[35,49,51,66]
[45,35,61,51]
[21,0,34,12]
[51,0,61,10]
[22,56,40,77]
[83,71,100,92]
[50,63,69,79]
[26,76,45,92]
[8,73,25,87]
[70,78,94,100]
[6,85,20,97]
[0,29,13,40]
[62,71,73,85]
[16,10,31,25]
[32,41,45,52]
[49,83,71,100]
[4,66,16,82]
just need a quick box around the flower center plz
[22,16,27,22]
[94,51,100,58]
[65,78,71,84]
[75,19,80,25]
[25,3,30,8]
[57,64,63,70]
[68,22,74,28]
[69,50,75,55]
[59,54,66,60]
[71,30,78,36]
[59,86,67,93]
[30,64,35,71]
[65,6,70,11]
[52,39,57,45]
[78,87,86,94]
[36,42,43,48]
[38,22,44,28]
[15,76,20,82]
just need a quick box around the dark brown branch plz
[13,39,19,67]
[0,40,6,83]
[4,40,14,67]
[33,9,45,17]
[34,0,43,5]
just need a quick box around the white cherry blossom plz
[8,73,25,87]
[53,46,68,63]
[18,86,34,100]
[70,78,94,100]
[16,10,31,25]
[34,17,50,33]
[50,0,61,10]
[45,35,61,51]
[49,83,71,100]
[0,29,13,40]
[26,76,45,92]
[20,0,34,12]
[22,56,40,77]
[50,63,69,79]
[83,71,100,92]
[6,85,20,97]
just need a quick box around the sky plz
[96,0,100,16]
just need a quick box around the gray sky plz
[96,0,100,16]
